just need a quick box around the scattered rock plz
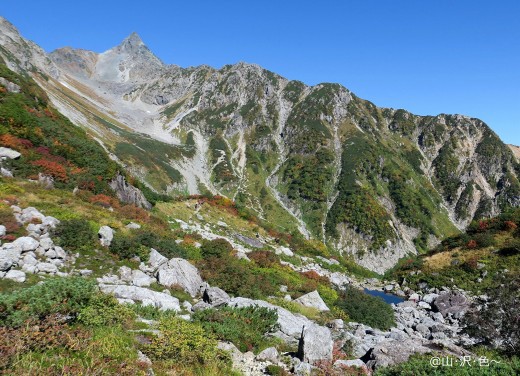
[299,324,333,364]
[13,237,39,252]
[36,262,58,274]
[109,173,152,209]
[202,286,230,307]
[99,284,180,311]
[294,290,330,312]
[235,234,264,248]
[422,293,439,304]
[98,226,114,247]
[432,292,469,318]
[256,347,279,363]
[157,258,204,297]
[228,297,333,362]
[334,359,368,373]
[0,243,22,271]
[192,301,212,311]
[132,270,155,287]
[4,269,26,282]
[126,222,141,229]
[0,146,21,159]
[148,248,168,270]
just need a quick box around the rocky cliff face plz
[1,16,518,272]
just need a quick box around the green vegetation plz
[0,277,98,327]
[193,306,279,353]
[284,148,334,202]
[109,229,193,260]
[52,218,97,252]
[336,287,395,330]
[143,317,230,367]
[388,208,520,295]
[375,353,520,376]
[432,141,460,203]
[0,60,118,194]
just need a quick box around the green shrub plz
[335,287,395,330]
[52,219,96,251]
[143,318,229,366]
[0,277,97,327]
[193,306,279,353]
[375,353,520,375]
[128,303,177,321]
[266,364,291,376]
[109,230,187,260]
[200,238,234,258]
[77,293,135,327]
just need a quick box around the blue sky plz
[2,1,519,144]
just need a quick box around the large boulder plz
[12,237,39,252]
[98,226,114,247]
[36,262,58,274]
[0,243,22,271]
[132,270,155,287]
[4,269,26,282]
[364,338,471,370]
[299,324,334,364]
[16,207,45,224]
[156,258,204,297]
[202,286,230,307]
[0,225,6,237]
[432,292,469,318]
[109,173,152,209]
[294,290,330,312]
[99,284,181,311]
[0,146,21,159]
[148,248,168,270]
[256,347,279,363]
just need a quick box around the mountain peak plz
[117,32,145,52]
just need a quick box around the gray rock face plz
[98,226,114,247]
[433,292,469,318]
[156,258,204,297]
[294,290,330,312]
[0,225,6,237]
[202,286,230,307]
[109,173,152,209]
[99,284,180,311]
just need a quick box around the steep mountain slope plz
[1,16,518,272]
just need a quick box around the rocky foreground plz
[0,204,480,375]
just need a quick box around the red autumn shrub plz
[466,239,478,249]
[31,158,68,182]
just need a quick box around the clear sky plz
[2,1,519,144]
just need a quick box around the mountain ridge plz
[0,16,518,273]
